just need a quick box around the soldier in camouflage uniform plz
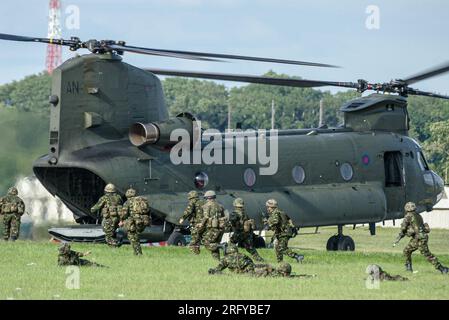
[90,183,123,247]
[208,244,292,277]
[201,190,227,260]
[119,188,151,255]
[393,202,448,274]
[366,264,408,281]
[229,198,263,262]
[179,191,205,255]
[57,243,104,267]
[265,199,304,263]
[0,187,25,241]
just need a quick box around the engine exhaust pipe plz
[129,113,195,147]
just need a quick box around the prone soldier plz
[265,199,304,263]
[119,188,151,255]
[0,187,25,241]
[201,190,227,260]
[208,244,293,277]
[366,264,408,281]
[393,202,448,274]
[179,190,205,254]
[90,183,123,247]
[229,197,264,262]
[58,243,104,267]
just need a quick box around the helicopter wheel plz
[326,235,355,251]
[167,231,187,246]
[326,235,340,251]
[337,235,355,251]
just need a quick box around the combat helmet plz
[188,190,199,200]
[125,188,136,198]
[233,197,244,208]
[277,262,292,276]
[59,243,71,254]
[104,183,116,193]
[265,199,278,208]
[7,187,18,196]
[366,264,381,277]
[404,202,416,212]
[204,190,216,199]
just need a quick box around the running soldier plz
[120,188,151,255]
[91,183,123,247]
[265,199,304,263]
[229,198,263,262]
[393,202,448,274]
[0,187,25,241]
[201,190,227,260]
[179,191,205,254]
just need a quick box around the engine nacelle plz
[129,113,195,147]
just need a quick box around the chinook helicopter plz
[0,33,447,250]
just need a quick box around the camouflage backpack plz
[132,196,151,226]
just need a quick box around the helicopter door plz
[383,151,405,218]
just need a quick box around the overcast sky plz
[0,0,448,95]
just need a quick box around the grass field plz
[0,226,449,300]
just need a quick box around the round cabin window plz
[194,172,209,189]
[243,168,256,187]
[292,166,306,184]
[340,162,353,181]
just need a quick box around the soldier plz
[90,183,123,247]
[179,190,205,255]
[208,244,292,277]
[0,187,25,241]
[57,243,104,267]
[393,202,448,274]
[366,264,408,281]
[229,197,264,262]
[265,199,304,263]
[119,188,151,255]
[201,190,227,260]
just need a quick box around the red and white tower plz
[46,0,62,74]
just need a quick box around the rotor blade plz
[0,32,77,47]
[403,61,449,85]
[407,87,449,100]
[117,44,339,67]
[108,44,222,62]
[144,68,357,89]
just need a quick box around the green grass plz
[0,226,449,300]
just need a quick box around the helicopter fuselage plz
[32,53,444,238]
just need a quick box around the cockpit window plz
[417,151,430,171]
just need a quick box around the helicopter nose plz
[433,171,445,203]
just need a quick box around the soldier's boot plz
[437,265,449,274]
[134,246,143,256]
[293,253,304,263]
[10,236,17,242]
[405,262,413,272]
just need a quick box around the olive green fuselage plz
[33,54,444,230]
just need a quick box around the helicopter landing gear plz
[326,225,355,251]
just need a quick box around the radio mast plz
[45,0,62,74]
